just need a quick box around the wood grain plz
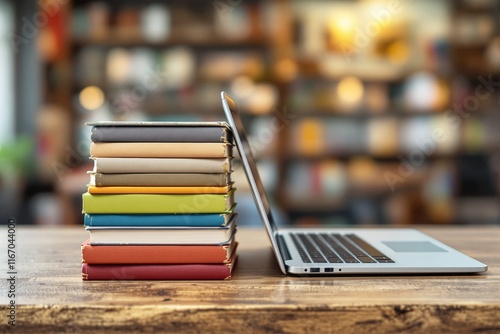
[0,226,499,333]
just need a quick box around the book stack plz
[81,122,237,280]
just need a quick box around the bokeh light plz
[231,75,255,99]
[337,76,364,106]
[79,86,105,110]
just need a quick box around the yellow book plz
[82,189,235,214]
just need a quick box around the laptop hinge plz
[277,234,292,261]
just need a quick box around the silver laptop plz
[221,91,487,275]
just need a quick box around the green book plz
[82,190,235,214]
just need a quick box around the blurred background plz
[0,0,499,226]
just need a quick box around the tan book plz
[92,158,232,174]
[90,142,232,158]
[87,185,232,194]
[89,173,232,187]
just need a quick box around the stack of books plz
[81,122,237,280]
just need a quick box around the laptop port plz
[310,268,320,273]
[325,268,334,272]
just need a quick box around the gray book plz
[90,124,232,143]
[93,158,232,174]
[89,173,232,187]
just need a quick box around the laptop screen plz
[220,92,278,234]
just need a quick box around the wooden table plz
[1,226,499,333]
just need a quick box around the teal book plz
[82,190,235,214]
[84,206,236,227]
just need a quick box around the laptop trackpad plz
[382,241,448,253]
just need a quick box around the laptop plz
[220,91,488,275]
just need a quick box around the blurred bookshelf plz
[37,0,287,224]
[35,0,500,225]
[276,0,500,225]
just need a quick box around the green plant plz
[0,136,33,175]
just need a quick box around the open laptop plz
[221,91,487,275]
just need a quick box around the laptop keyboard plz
[291,233,394,264]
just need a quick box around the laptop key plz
[297,234,328,263]
[357,256,376,263]
[309,235,344,263]
[319,234,350,261]
[377,258,394,263]
[345,234,394,263]
[322,234,363,263]
[344,259,360,263]
[312,257,328,263]
[290,234,312,263]
[334,234,370,258]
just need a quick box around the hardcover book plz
[92,158,232,174]
[89,172,232,187]
[84,205,236,227]
[82,189,235,214]
[87,185,233,194]
[81,237,237,264]
[90,142,232,158]
[90,125,233,143]
[82,260,236,280]
[86,216,236,245]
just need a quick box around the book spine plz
[82,263,233,280]
[93,173,231,187]
[94,158,232,174]
[81,243,233,264]
[91,126,228,143]
[90,142,231,158]
[82,191,235,214]
[87,220,236,245]
[87,185,232,195]
[83,213,227,227]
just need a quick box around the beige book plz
[89,173,232,187]
[90,142,232,158]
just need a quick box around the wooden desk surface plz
[1,226,499,333]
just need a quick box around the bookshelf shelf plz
[286,109,460,118]
[293,71,412,84]
[71,36,269,49]
[283,154,469,162]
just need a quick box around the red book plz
[81,238,237,264]
[82,260,237,280]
